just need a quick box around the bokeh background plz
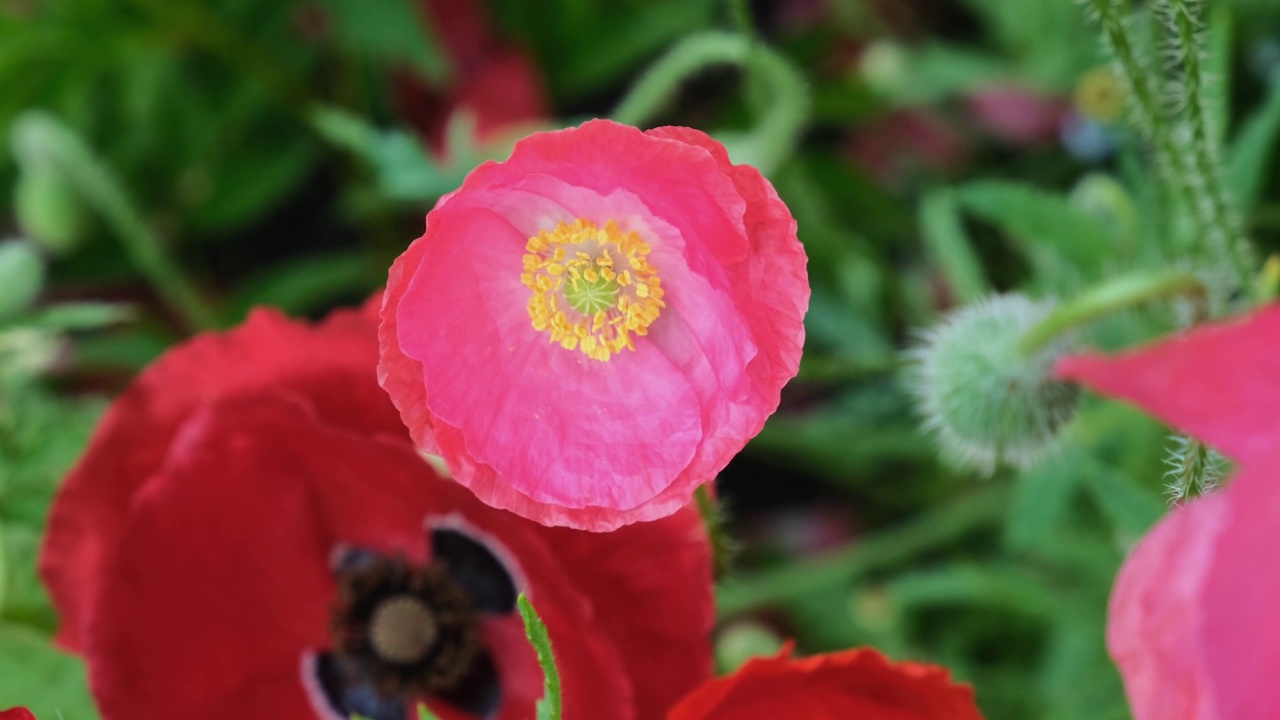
[3,0,1280,717]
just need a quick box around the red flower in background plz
[1057,305,1280,720]
[39,304,714,720]
[379,120,809,531]
[0,709,37,720]
[397,0,548,154]
[666,646,984,720]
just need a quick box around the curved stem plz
[612,31,809,173]
[1018,270,1208,355]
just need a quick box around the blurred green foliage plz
[2,0,1280,718]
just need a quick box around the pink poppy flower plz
[1056,304,1280,720]
[379,119,809,531]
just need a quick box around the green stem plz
[695,484,736,580]
[612,31,809,173]
[1018,270,1208,355]
[1160,0,1256,299]
[13,113,218,331]
[716,483,1008,615]
[517,594,563,720]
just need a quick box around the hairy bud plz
[907,294,1079,473]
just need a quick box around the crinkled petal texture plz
[379,119,808,531]
[39,300,402,651]
[666,646,983,720]
[1055,304,1280,464]
[41,304,714,720]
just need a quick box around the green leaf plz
[311,106,468,200]
[1226,75,1280,213]
[1005,456,1081,551]
[321,0,450,83]
[418,702,444,720]
[1079,458,1165,548]
[0,624,99,719]
[919,189,988,303]
[12,302,135,333]
[955,180,1120,287]
[517,594,562,720]
[224,250,381,322]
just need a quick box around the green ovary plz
[564,275,619,315]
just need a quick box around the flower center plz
[369,595,438,664]
[330,555,481,696]
[521,218,665,362]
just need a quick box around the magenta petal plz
[1055,305,1280,464]
[1107,494,1227,720]
[1198,455,1280,719]
[396,202,703,509]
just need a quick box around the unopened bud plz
[907,294,1079,473]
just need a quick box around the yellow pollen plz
[522,218,665,362]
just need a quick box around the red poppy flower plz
[397,0,548,154]
[666,645,984,719]
[40,304,714,720]
[379,119,809,531]
[1056,305,1280,720]
[0,709,37,720]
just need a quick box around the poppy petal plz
[1055,305,1280,464]
[667,645,983,720]
[40,303,398,651]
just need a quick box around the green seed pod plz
[14,164,87,256]
[907,294,1079,473]
[714,620,784,673]
[0,240,45,319]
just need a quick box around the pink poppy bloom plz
[1056,305,1280,720]
[379,119,809,531]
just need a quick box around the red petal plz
[40,303,398,651]
[540,504,715,720]
[1055,305,1280,464]
[0,709,37,720]
[667,646,983,720]
[84,392,636,720]
[85,397,337,719]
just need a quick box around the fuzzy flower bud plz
[907,294,1079,473]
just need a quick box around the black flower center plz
[311,526,519,720]
[330,556,482,696]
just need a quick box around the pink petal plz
[1055,305,1280,464]
[1107,493,1227,720]
[1199,453,1280,719]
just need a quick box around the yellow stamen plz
[521,218,665,362]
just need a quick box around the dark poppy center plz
[330,555,482,696]
[369,595,438,664]
[311,526,517,720]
